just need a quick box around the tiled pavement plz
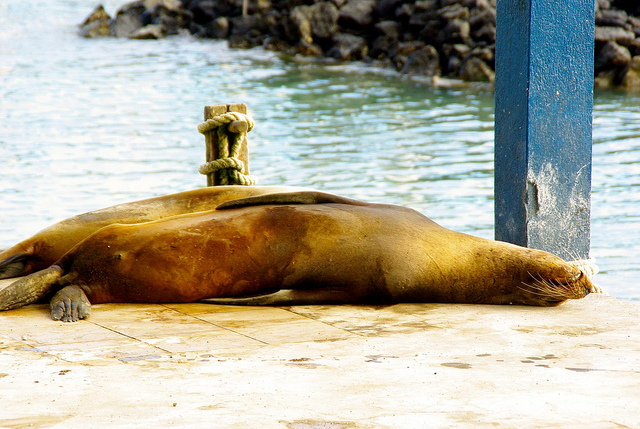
[0,285,638,428]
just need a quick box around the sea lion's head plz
[515,256,599,306]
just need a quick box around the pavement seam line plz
[159,305,270,345]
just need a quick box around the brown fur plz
[0,186,310,279]
[0,192,594,321]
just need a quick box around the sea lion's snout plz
[516,257,596,306]
[566,271,591,299]
[549,266,593,300]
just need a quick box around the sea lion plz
[0,185,311,279]
[0,191,595,322]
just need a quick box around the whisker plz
[518,280,566,298]
[519,274,585,301]
[518,283,552,297]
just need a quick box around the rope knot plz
[197,112,255,135]
[198,157,245,175]
[197,112,256,186]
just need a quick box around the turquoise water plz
[0,1,638,299]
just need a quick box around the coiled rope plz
[198,112,256,185]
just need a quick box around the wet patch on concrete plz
[522,354,559,364]
[285,420,358,429]
[0,415,73,428]
[118,354,162,362]
[364,355,398,363]
[286,357,322,369]
[441,362,472,369]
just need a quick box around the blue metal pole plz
[494,0,594,260]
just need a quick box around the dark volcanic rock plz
[308,2,340,40]
[622,55,640,89]
[371,35,397,59]
[439,18,471,44]
[189,0,218,24]
[338,0,377,31]
[442,43,470,74]
[396,40,426,57]
[375,20,400,39]
[596,40,632,71]
[287,2,339,45]
[459,56,494,82]
[111,2,147,38]
[596,26,636,45]
[131,24,165,39]
[211,16,230,39]
[438,3,470,21]
[79,4,112,38]
[287,6,313,44]
[326,33,369,60]
[229,15,270,48]
[400,45,441,76]
[80,0,640,89]
[596,8,629,28]
[376,0,404,20]
[611,0,640,17]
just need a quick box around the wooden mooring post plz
[494,0,594,260]
[202,103,251,186]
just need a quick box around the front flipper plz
[215,191,367,211]
[200,288,359,306]
[0,253,31,279]
[50,285,91,322]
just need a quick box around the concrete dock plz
[0,284,638,428]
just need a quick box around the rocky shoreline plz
[80,0,640,90]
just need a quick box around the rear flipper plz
[50,285,91,322]
[0,266,63,311]
[200,288,360,306]
[0,253,31,279]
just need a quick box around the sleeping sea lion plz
[0,192,596,322]
[0,185,310,279]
